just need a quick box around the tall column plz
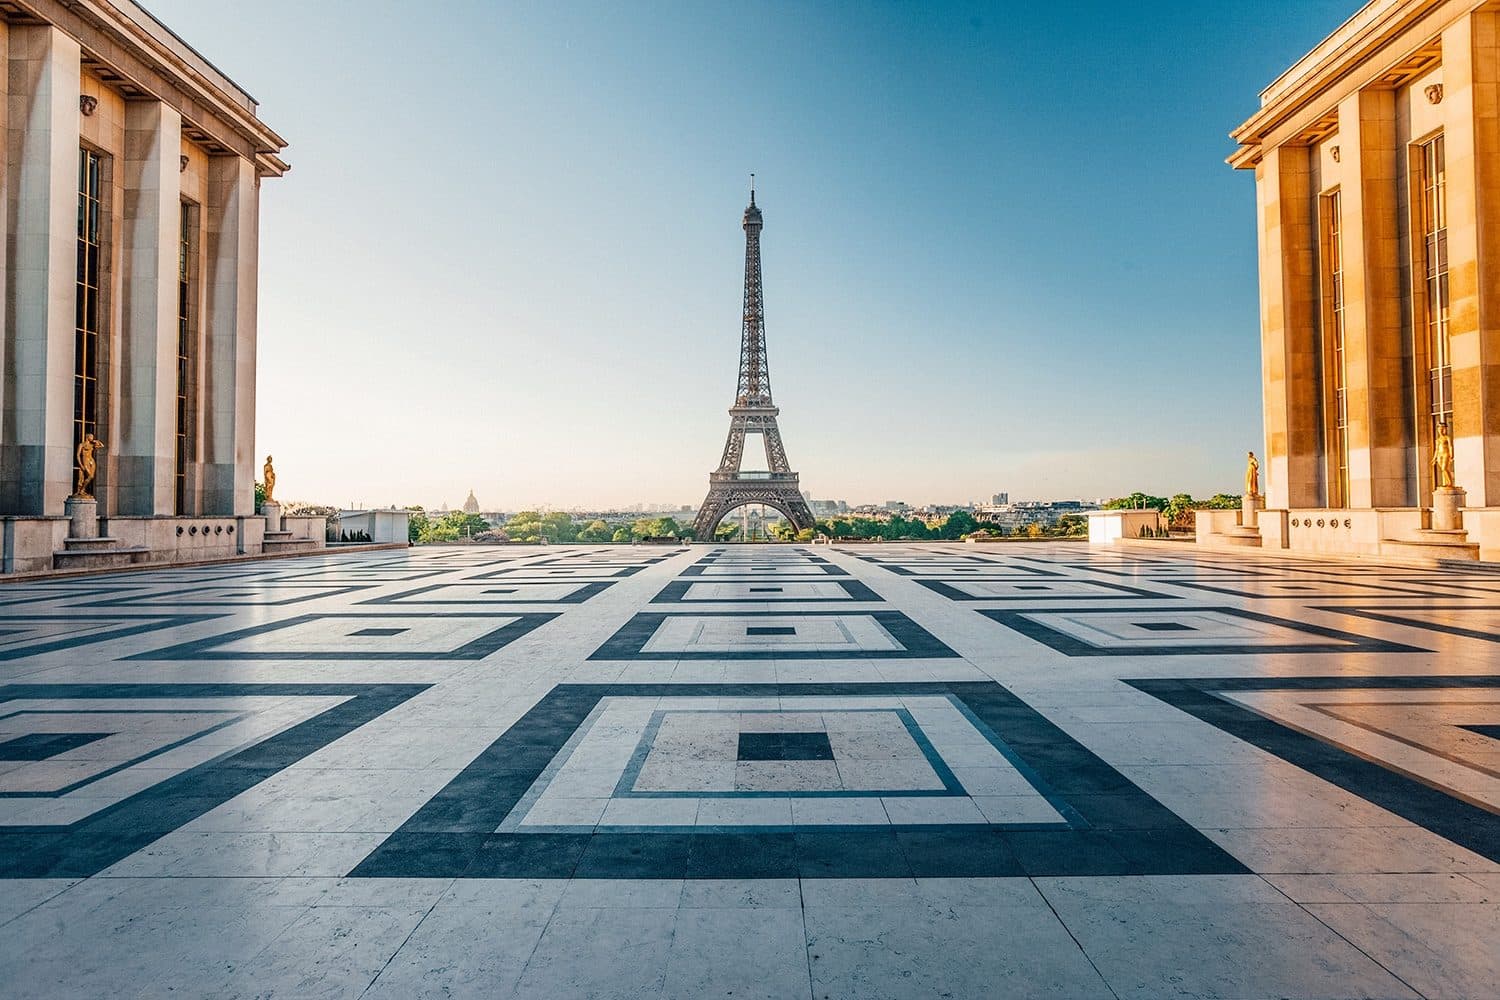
[202,155,258,516]
[1256,144,1322,510]
[1338,88,1408,507]
[1444,11,1500,506]
[115,101,182,515]
[0,22,9,472]
[0,26,80,515]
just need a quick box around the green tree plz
[940,511,978,539]
[1105,492,1167,511]
[1052,514,1088,537]
[254,481,267,515]
[633,516,682,540]
[611,526,633,543]
[715,522,740,542]
[541,511,578,543]
[434,511,489,539]
[503,511,544,542]
[407,506,429,544]
[577,519,613,543]
[795,527,815,542]
[418,518,459,543]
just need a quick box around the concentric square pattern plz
[500,695,1067,833]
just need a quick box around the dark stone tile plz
[574,833,693,878]
[687,832,798,878]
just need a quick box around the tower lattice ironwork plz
[694,186,816,541]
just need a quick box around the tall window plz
[74,148,104,489]
[1418,133,1450,455]
[175,202,198,514]
[1321,190,1349,507]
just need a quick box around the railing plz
[710,471,799,483]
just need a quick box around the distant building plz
[992,493,1009,506]
[462,490,480,514]
[975,499,1098,529]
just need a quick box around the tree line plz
[400,491,1242,545]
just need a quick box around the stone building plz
[1225,0,1500,561]
[0,0,307,572]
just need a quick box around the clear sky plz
[148,0,1357,510]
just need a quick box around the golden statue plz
[1433,421,1455,489]
[73,433,105,499]
[262,455,276,503]
[1245,450,1260,497]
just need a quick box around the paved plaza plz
[0,542,1498,998]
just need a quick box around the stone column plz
[262,499,281,533]
[1432,486,1466,531]
[0,21,9,473]
[1337,88,1408,508]
[0,26,80,516]
[115,101,182,515]
[202,156,259,516]
[1256,144,1322,510]
[1444,12,1500,507]
[64,495,97,539]
[1241,492,1265,529]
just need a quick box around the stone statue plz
[263,455,276,503]
[1245,451,1260,497]
[1433,421,1455,489]
[74,433,105,499]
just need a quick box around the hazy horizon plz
[145,1,1357,511]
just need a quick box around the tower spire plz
[693,190,816,542]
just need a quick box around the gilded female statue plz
[1244,451,1260,497]
[74,433,105,499]
[263,455,276,503]
[1433,421,1455,489]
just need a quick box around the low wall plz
[104,516,242,561]
[1,517,71,574]
[1194,509,1241,544]
[283,516,328,543]
[337,510,409,544]
[1462,508,1500,562]
[1280,508,1425,557]
[0,513,324,576]
[1086,509,1161,545]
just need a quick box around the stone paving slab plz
[0,541,1496,997]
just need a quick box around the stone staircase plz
[52,535,150,571]
[1382,528,1481,563]
[261,530,318,554]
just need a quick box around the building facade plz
[0,0,292,572]
[1229,0,1500,560]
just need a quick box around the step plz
[52,546,150,571]
[61,536,126,551]
[262,537,318,552]
[1382,532,1481,563]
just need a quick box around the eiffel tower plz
[694,185,817,542]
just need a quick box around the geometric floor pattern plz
[0,541,1497,998]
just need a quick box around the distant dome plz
[462,490,480,514]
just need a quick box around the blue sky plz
[148,0,1355,510]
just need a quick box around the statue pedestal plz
[1241,493,1265,529]
[1432,487,1466,532]
[263,501,283,533]
[64,496,99,539]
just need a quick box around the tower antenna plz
[750,173,755,205]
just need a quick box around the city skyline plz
[146,0,1356,509]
